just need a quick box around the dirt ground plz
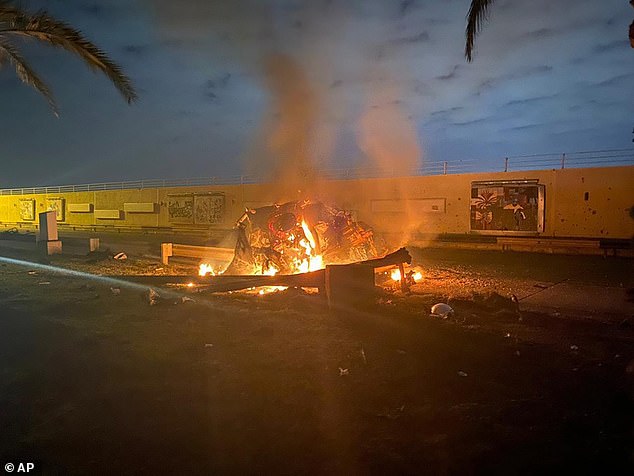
[0,245,633,475]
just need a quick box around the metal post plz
[561,153,566,169]
[443,161,447,175]
[504,157,509,172]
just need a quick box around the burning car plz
[223,200,381,275]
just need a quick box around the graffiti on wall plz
[470,183,543,232]
[19,199,35,221]
[168,193,225,225]
[167,195,194,224]
[194,194,225,225]
[46,197,65,221]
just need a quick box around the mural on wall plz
[194,193,225,225]
[167,194,194,224]
[19,199,35,221]
[46,197,65,221]
[470,182,543,232]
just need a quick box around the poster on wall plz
[194,193,225,225]
[167,194,194,224]
[470,181,544,233]
[19,199,35,221]
[46,197,65,221]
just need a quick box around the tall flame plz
[297,220,324,273]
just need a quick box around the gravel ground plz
[0,245,633,474]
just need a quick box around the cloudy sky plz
[1,0,633,187]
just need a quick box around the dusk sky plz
[1,0,633,187]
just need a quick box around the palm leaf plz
[0,1,137,106]
[465,0,496,62]
[0,38,58,115]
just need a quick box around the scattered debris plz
[472,291,520,316]
[430,303,454,319]
[515,350,521,357]
[339,367,349,376]
[148,288,160,305]
[155,267,164,272]
[110,287,121,295]
[38,281,51,285]
[113,252,127,260]
[27,270,38,275]
[533,282,551,289]
[204,343,214,348]
[396,349,407,355]
[360,346,367,365]
[570,345,579,351]
[180,296,195,304]
[457,370,468,377]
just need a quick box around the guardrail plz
[1,148,632,196]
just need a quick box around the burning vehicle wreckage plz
[197,200,421,303]
[225,200,380,276]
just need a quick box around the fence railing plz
[1,148,632,196]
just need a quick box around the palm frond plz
[0,1,137,104]
[0,38,58,115]
[465,0,496,62]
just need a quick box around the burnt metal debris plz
[224,199,382,275]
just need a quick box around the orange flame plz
[199,264,215,276]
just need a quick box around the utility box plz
[37,210,62,255]
[37,210,58,242]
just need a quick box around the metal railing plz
[1,148,632,196]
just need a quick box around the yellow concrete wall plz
[1,166,632,239]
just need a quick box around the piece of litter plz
[360,346,367,365]
[27,270,37,275]
[204,343,214,348]
[155,267,164,271]
[505,333,511,338]
[181,296,195,303]
[113,252,127,260]
[148,288,160,305]
[110,287,121,295]
[430,303,454,319]
[515,350,521,357]
[396,349,407,355]
[570,345,579,351]
[457,371,468,377]
[339,367,349,376]
[38,281,51,285]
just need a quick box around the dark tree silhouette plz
[0,0,137,115]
